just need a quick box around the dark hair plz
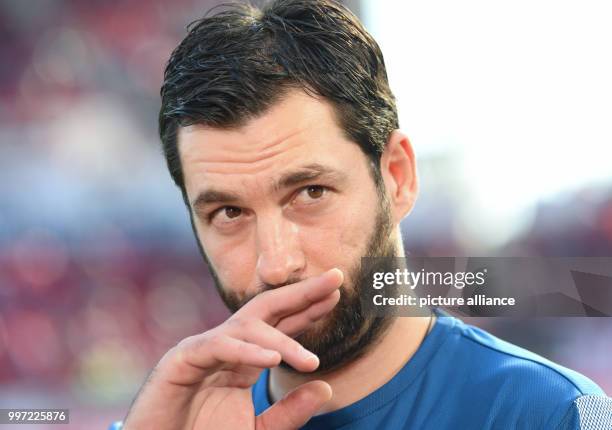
[159,0,398,202]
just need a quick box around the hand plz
[123,268,343,430]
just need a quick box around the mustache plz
[232,276,308,307]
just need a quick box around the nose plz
[255,213,305,287]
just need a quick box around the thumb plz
[256,381,332,430]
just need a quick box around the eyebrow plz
[191,163,347,211]
[275,163,346,191]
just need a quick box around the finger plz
[256,381,332,430]
[241,268,343,324]
[275,289,340,337]
[165,334,281,385]
[226,318,320,372]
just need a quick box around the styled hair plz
[159,0,398,201]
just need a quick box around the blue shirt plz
[252,310,611,429]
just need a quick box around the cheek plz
[199,229,257,295]
[335,187,379,252]
[299,199,375,274]
[340,206,374,250]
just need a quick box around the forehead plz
[177,91,365,193]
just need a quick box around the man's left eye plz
[293,185,328,205]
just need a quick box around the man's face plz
[178,90,400,371]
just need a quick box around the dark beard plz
[192,192,399,373]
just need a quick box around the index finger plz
[239,268,343,324]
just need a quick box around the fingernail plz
[328,268,343,280]
[299,346,319,363]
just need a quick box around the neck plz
[268,314,434,413]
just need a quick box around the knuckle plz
[226,316,245,329]
[171,335,199,362]
[175,332,214,357]
[157,347,176,368]
[176,334,196,350]
[159,342,188,370]
[207,333,226,349]
[227,315,256,330]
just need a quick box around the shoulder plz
[436,315,608,428]
[452,319,603,395]
[555,395,612,429]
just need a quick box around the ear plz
[379,130,419,223]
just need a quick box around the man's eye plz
[211,206,242,223]
[306,185,325,199]
[295,185,327,204]
[224,207,242,218]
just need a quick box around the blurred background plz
[0,0,611,428]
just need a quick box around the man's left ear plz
[379,130,419,223]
